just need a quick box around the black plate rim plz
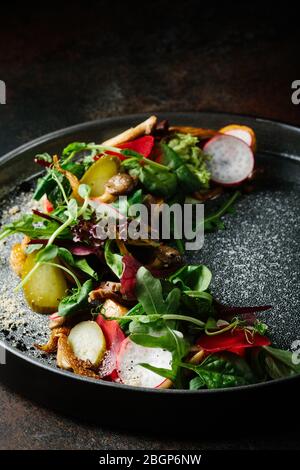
[1,111,299,395]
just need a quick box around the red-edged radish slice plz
[204,134,254,186]
[117,337,172,388]
[219,124,256,151]
[96,315,126,379]
[42,195,54,213]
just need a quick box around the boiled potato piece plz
[68,321,106,366]
[21,253,68,313]
[80,155,120,197]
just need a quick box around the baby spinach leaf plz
[175,164,202,193]
[58,279,93,317]
[112,189,143,216]
[160,143,202,192]
[35,245,58,263]
[33,163,85,202]
[169,264,212,292]
[262,346,300,379]
[182,353,255,389]
[139,165,178,197]
[160,143,182,170]
[104,240,123,278]
[189,376,205,390]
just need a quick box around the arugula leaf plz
[74,258,98,280]
[0,214,70,241]
[169,265,212,293]
[203,191,240,232]
[136,267,181,316]
[58,247,98,280]
[104,240,123,278]
[58,279,93,317]
[183,353,256,389]
[135,267,165,315]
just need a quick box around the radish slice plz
[219,124,256,150]
[204,134,254,186]
[117,337,172,388]
[68,321,106,366]
[42,195,54,213]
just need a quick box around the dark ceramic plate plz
[0,112,299,429]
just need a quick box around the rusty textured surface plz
[0,1,300,450]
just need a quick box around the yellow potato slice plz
[80,155,120,197]
[21,253,68,314]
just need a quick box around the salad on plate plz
[1,115,299,389]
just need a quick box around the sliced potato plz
[68,321,106,366]
[80,155,120,197]
[21,253,68,313]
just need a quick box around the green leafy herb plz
[160,144,202,192]
[167,132,211,188]
[35,245,59,263]
[262,346,300,379]
[169,264,212,293]
[0,214,70,242]
[58,279,93,317]
[57,247,98,280]
[183,352,256,389]
[104,240,123,278]
[136,267,181,316]
[139,165,178,198]
[203,191,240,232]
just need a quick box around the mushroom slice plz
[102,116,157,146]
[100,299,128,319]
[56,334,100,379]
[89,281,122,303]
[35,326,71,353]
[147,245,182,269]
[97,173,137,203]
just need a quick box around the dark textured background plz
[0,1,300,450]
